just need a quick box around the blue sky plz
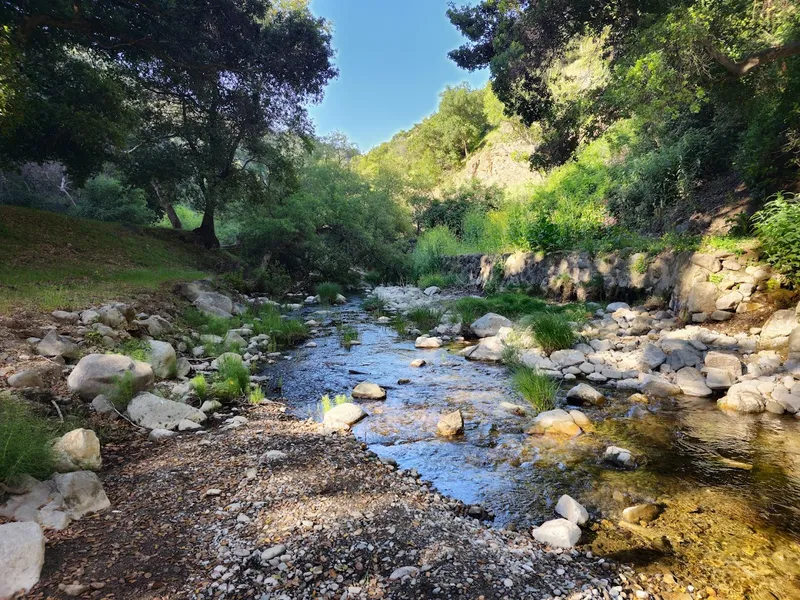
[308,0,489,152]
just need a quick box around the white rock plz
[555,494,589,525]
[470,313,512,338]
[415,335,443,349]
[352,382,386,400]
[549,349,585,369]
[178,419,203,431]
[675,367,712,397]
[145,340,177,380]
[67,354,154,400]
[389,566,419,580]
[36,330,79,359]
[762,309,798,339]
[148,428,178,442]
[531,518,581,548]
[606,302,631,312]
[0,522,45,598]
[53,471,111,516]
[604,446,636,468]
[464,335,505,362]
[53,429,102,472]
[200,400,223,413]
[127,392,207,430]
[323,403,367,428]
[566,383,605,405]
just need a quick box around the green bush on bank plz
[753,192,800,284]
[0,395,57,482]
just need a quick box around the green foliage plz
[71,174,155,226]
[521,313,576,354]
[337,324,359,349]
[0,395,57,482]
[191,375,209,401]
[420,180,503,237]
[510,367,558,413]
[320,393,348,414]
[451,293,548,325]
[251,263,293,299]
[248,384,266,405]
[752,192,800,283]
[316,282,343,305]
[109,371,137,410]
[117,339,151,362]
[406,306,444,333]
[182,304,308,348]
[483,262,505,296]
[412,226,463,277]
[362,296,388,314]
[390,314,409,336]
[418,272,459,290]
[212,356,250,400]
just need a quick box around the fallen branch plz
[702,39,800,78]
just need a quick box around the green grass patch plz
[181,304,308,348]
[191,375,209,400]
[337,324,359,349]
[316,281,343,305]
[211,355,250,401]
[0,394,57,482]
[248,384,265,405]
[321,394,349,413]
[406,306,444,333]
[520,313,577,354]
[450,293,548,324]
[362,296,387,314]
[418,272,459,290]
[0,206,221,314]
[511,366,558,412]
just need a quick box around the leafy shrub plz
[0,395,57,482]
[420,180,502,237]
[511,366,558,412]
[522,313,576,354]
[418,272,459,290]
[407,306,444,333]
[752,192,800,283]
[191,375,209,401]
[412,226,463,277]
[72,174,155,225]
[483,262,505,295]
[109,371,137,410]
[316,281,343,305]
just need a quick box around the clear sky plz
[307,0,489,152]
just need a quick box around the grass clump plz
[248,384,265,405]
[362,296,387,314]
[511,366,558,412]
[337,324,359,349]
[191,375,209,401]
[108,371,137,410]
[211,355,250,401]
[0,395,57,482]
[320,394,349,413]
[117,339,151,362]
[316,282,343,305]
[390,314,409,336]
[521,313,576,354]
[406,306,444,333]
[418,272,459,290]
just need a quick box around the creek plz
[262,298,800,598]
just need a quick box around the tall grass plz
[511,366,558,412]
[521,313,576,354]
[0,395,57,482]
[320,394,349,413]
[412,226,464,277]
[316,281,343,305]
[418,272,459,290]
[212,355,250,400]
[337,324,359,349]
[406,306,444,333]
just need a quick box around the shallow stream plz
[262,300,800,597]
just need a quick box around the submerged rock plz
[604,446,637,469]
[622,503,662,523]
[527,409,587,437]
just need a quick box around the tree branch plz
[702,39,800,78]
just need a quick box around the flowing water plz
[261,300,800,598]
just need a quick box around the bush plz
[316,281,343,305]
[0,395,57,482]
[191,375,209,401]
[522,313,576,354]
[511,367,558,412]
[752,192,800,284]
[418,272,459,290]
[72,174,155,225]
[252,262,293,298]
[412,226,463,277]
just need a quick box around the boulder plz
[715,291,743,311]
[194,291,234,318]
[566,383,605,406]
[761,309,798,339]
[789,327,800,354]
[464,335,505,362]
[531,518,581,548]
[415,336,443,349]
[772,388,800,414]
[53,471,111,516]
[176,357,191,378]
[675,367,712,397]
[718,382,765,414]
[436,409,464,437]
[555,494,589,525]
[687,282,719,314]
[549,349,585,369]
[705,367,735,390]
[0,522,45,598]
[622,503,661,523]
[323,403,367,428]
[51,310,80,324]
[7,364,61,389]
[200,400,223,413]
[67,354,154,400]
[352,382,386,400]
[127,392,207,430]
[527,409,585,437]
[705,351,743,379]
[36,330,79,359]
[410,359,426,368]
[224,330,247,349]
[604,446,636,468]
[97,306,127,329]
[641,374,681,398]
[145,340,177,379]
[606,302,630,312]
[53,429,102,472]
[423,286,441,296]
[690,253,722,273]
[470,313,512,338]
[637,344,667,371]
[135,315,172,337]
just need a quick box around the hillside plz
[0,206,229,314]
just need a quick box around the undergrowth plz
[0,394,57,482]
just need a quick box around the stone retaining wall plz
[442,249,775,319]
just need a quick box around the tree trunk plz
[194,196,219,248]
[152,182,182,229]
